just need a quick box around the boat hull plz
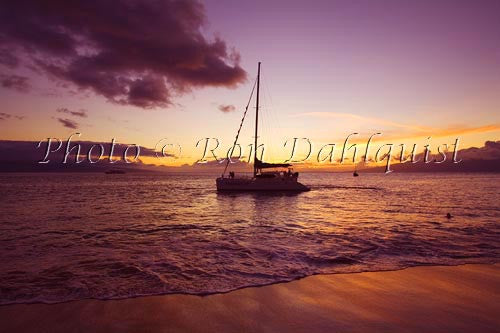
[216,177,310,192]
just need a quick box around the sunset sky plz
[0,0,499,166]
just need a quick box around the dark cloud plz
[57,118,79,129]
[56,107,88,118]
[0,73,31,92]
[0,0,246,109]
[218,104,236,113]
[0,112,24,120]
[127,75,170,108]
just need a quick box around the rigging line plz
[222,77,258,177]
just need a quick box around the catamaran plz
[216,62,310,192]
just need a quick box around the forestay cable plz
[222,78,258,176]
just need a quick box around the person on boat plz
[229,171,235,179]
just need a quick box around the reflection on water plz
[0,172,498,304]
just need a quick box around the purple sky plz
[0,0,498,164]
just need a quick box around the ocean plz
[0,172,498,304]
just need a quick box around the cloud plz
[218,104,236,113]
[0,112,24,120]
[0,74,31,92]
[0,0,246,109]
[56,107,88,118]
[57,118,79,129]
[127,75,170,109]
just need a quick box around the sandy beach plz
[0,263,498,332]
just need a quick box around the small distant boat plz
[105,169,125,174]
[353,163,359,177]
[216,62,310,192]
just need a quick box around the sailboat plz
[216,62,310,192]
[353,165,359,177]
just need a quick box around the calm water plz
[0,172,499,304]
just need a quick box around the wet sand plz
[0,264,498,332]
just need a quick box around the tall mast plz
[254,62,261,177]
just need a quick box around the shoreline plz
[1,261,497,306]
[0,263,498,332]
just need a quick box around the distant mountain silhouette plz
[0,140,498,172]
[361,140,500,173]
[0,140,158,172]
[363,158,500,173]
